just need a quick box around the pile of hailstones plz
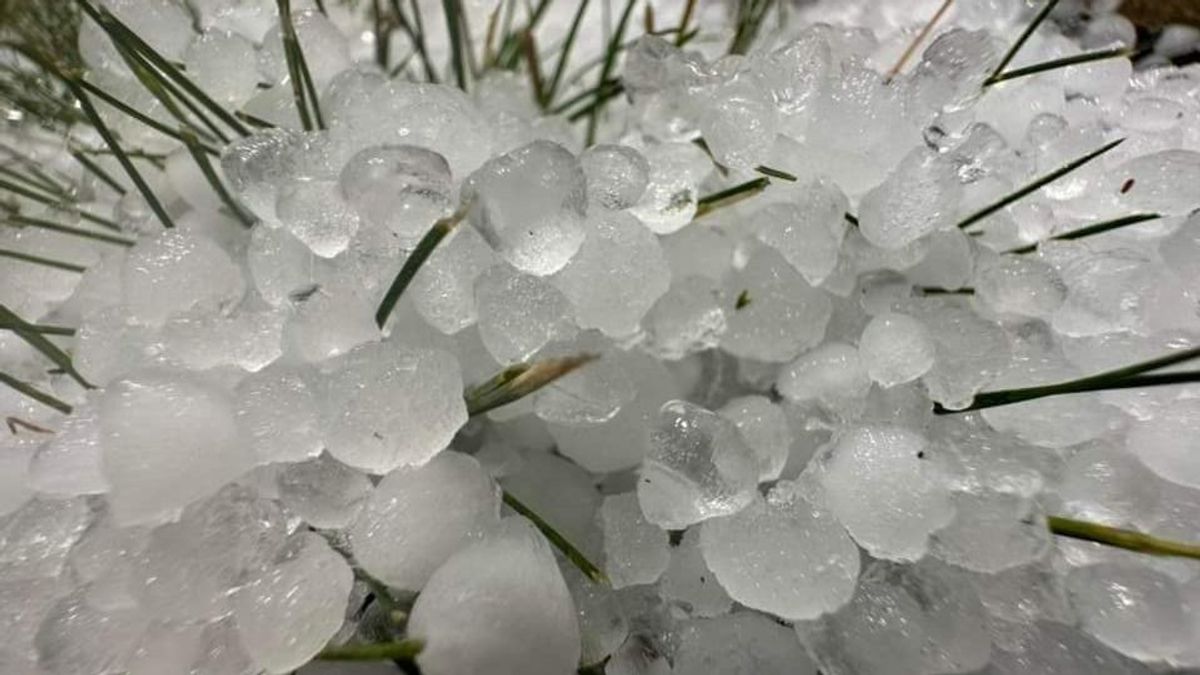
[3,0,1200,674]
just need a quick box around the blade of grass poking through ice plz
[754,165,797,181]
[935,344,1200,414]
[985,47,1132,86]
[316,639,424,662]
[1005,212,1161,254]
[544,0,590,106]
[987,0,1062,83]
[0,177,121,231]
[502,490,607,583]
[885,0,953,83]
[64,78,175,229]
[374,205,469,328]
[464,354,599,417]
[70,150,126,196]
[0,248,87,273]
[729,0,773,55]
[956,138,1123,231]
[1047,516,1200,560]
[586,0,638,146]
[495,0,552,69]
[443,0,469,91]
[74,77,221,154]
[180,132,256,227]
[520,31,546,106]
[0,371,72,415]
[694,177,770,219]
[3,213,135,247]
[0,304,93,389]
[676,0,698,46]
[276,0,321,131]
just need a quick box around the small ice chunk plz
[858,313,936,387]
[123,231,245,326]
[410,225,498,335]
[975,256,1066,319]
[474,263,574,364]
[777,342,871,411]
[184,30,258,108]
[34,591,147,675]
[408,518,581,675]
[464,140,586,276]
[821,425,953,560]
[858,147,962,250]
[29,401,109,497]
[581,145,650,210]
[754,179,849,285]
[235,363,324,464]
[930,490,1050,573]
[600,493,670,589]
[281,286,380,362]
[1125,399,1200,489]
[1066,563,1190,661]
[552,211,670,337]
[221,128,307,222]
[258,9,350,87]
[100,370,254,525]
[643,277,727,361]
[637,400,759,530]
[660,528,733,618]
[0,497,90,581]
[339,145,454,246]
[629,142,712,235]
[913,301,1011,410]
[721,248,832,362]
[349,452,500,590]
[1110,150,1200,215]
[699,75,780,171]
[701,482,858,621]
[233,534,353,674]
[675,612,817,675]
[276,180,361,258]
[718,395,791,482]
[321,343,468,475]
[247,224,321,308]
[277,454,372,529]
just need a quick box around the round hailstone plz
[718,395,791,482]
[1109,150,1200,215]
[221,128,308,222]
[700,483,859,621]
[1125,399,1200,489]
[581,144,650,211]
[821,425,953,561]
[1065,563,1190,661]
[637,400,759,530]
[280,287,380,362]
[408,518,581,675]
[234,363,324,464]
[339,144,454,245]
[776,342,871,411]
[642,276,727,361]
[320,342,468,475]
[858,313,936,388]
[599,493,670,589]
[350,452,499,591]
[122,230,245,326]
[674,612,818,675]
[232,533,353,674]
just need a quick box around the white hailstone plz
[674,612,818,675]
[183,30,258,108]
[753,179,850,285]
[661,528,733,618]
[281,287,380,362]
[276,180,361,258]
[1159,211,1200,287]
[974,256,1067,319]
[246,224,322,308]
[1109,150,1200,215]
[34,590,148,675]
[662,225,734,282]
[100,369,254,526]
[1125,399,1200,489]
[320,342,467,475]
[776,342,871,411]
[235,363,323,464]
[233,534,354,674]
[221,129,309,222]
[906,229,975,292]
[501,451,602,559]
[581,144,650,210]
[929,490,1051,573]
[913,302,1012,410]
[339,145,454,246]
[410,224,498,335]
[643,276,728,361]
[0,497,90,581]
[637,400,759,530]
[123,231,245,326]
[718,395,791,482]
[858,147,962,250]
[721,247,832,363]
[474,263,574,364]
[1057,440,1161,524]
[0,439,35,518]
[699,74,780,171]
[277,454,372,530]
[551,211,671,338]
[464,140,586,276]
[821,425,953,561]
[533,335,636,426]
[408,519,581,675]
[349,452,500,591]
[629,141,713,235]
[600,493,670,589]
[562,565,628,667]
[858,313,936,387]
[1066,563,1191,661]
[700,482,859,621]
[28,400,109,497]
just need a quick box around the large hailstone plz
[858,146,962,250]
[122,230,245,326]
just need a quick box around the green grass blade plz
[985,47,1132,86]
[754,165,797,181]
[675,0,698,46]
[375,205,468,328]
[0,303,93,389]
[0,322,76,337]
[442,0,469,91]
[694,177,770,219]
[74,78,220,154]
[586,0,638,145]
[1005,212,1161,254]
[544,0,590,105]
[956,138,1123,231]
[316,639,424,662]
[4,213,134,247]
[1048,516,1200,560]
[559,80,622,118]
[0,371,72,414]
[0,248,87,273]
[502,490,607,584]
[180,133,256,227]
[276,0,316,131]
[0,166,67,203]
[0,176,121,231]
[987,0,1062,82]
[465,354,599,417]
[70,150,127,195]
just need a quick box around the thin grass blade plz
[1048,516,1200,560]
[502,490,607,583]
[885,0,954,83]
[4,213,134,247]
[544,0,590,105]
[73,78,219,154]
[0,248,87,273]
[694,176,770,219]
[0,304,93,389]
[375,205,469,328]
[1005,212,1161,254]
[985,47,1132,86]
[0,176,121,231]
[465,354,599,417]
[443,0,469,90]
[70,150,126,195]
[987,0,1062,81]
[181,133,256,227]
[586,0,638,145]
[0,371,72,414]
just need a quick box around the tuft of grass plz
[442,0,470,91]
[544,0,591,107]
[728,0,775,56]
[0,370,72,414]
[464,354,599,417]
[1005,212,1161,254]
[985,47,1133,86]
[586,0,638,145]
[987,0,1062,83]
[1048,516,1200,560]
[375,204,469,329]
[0,303,92,389]
[276,0,327,131]
[0,175,121,231]
[694,177,770,219]
[502,490,607,583]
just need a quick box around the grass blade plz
[443,0,469,91]
[180,133,256,227]
[276,0,323,131]
[1048,516,1200,560]
[987,0,1062,82]
[544,0,591,105]
[754,165,797,181]
[985,47,1132,86]
[502,490,607,583]
[694,177,770,219]
[0,176,121,231]
[375,205,469,328]
[0,303,93,389]
[74,78,220,154]
[885,0,954,83]
[70,150,126,195]
[0,371,72,414]
[956,138,1123,231]
[465,354,599,417]
[0,166,68,202]
[586,0,638,145]
[0,322,75,337]
[1005,212,1161,254]
[0,248,87,273]
[675,0,698,46]
[316,639,424,662]
[520,31,546,105]
[3,213,134,247]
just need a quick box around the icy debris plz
[721,247,832,363]
[1066,563,1191,662]
[718,395,791,482]
[235,363,323,463]
[581,144,650,211]
[753,179,850,286]
[276,454,372,529]
[474,263,575,364]
[858,147,962,250]
[599,492,669,589]
[858,312,936,388]
[123,231,245,326]
[340,145,454,245]
[674,612,818,675]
